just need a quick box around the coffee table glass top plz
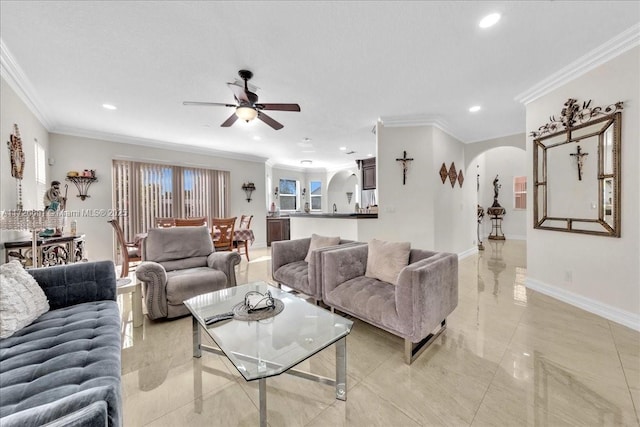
[185,282,353,381]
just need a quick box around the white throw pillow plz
[304,234,341,263]
[365,238,411,285]
[0,260,50,339]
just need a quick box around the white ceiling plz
[1,1,638,170]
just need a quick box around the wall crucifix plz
[395,150,414,185]
[569,145,588,181]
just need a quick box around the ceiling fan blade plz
[257,111,284,130]
[256,103,301,112]
[227,82,249,103]
[183,101,236,107]
[221,113,239,127]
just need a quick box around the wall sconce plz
[346,192,353,204]
[274,187,279,198]
[302,188,306,197]
[65,170,97,201]
[241,182,256,202]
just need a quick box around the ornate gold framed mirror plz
[531,99,622,237]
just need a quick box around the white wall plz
[364,123,473,254]
[478,147,527,240]
[0,77,51,259]
[525,46,639,329]
[48,133,267,262]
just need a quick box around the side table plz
[117,278,143,327]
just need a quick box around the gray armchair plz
[321,244,458,364]
[136,226,240,320]
[271,237,362,304]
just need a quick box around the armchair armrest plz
[135,261,168,320]
[271,238,311,278]
[207,251,241,286]
[320,244,369,301]
[308,241,365,298]
[396,252,458,342]
[27,260,116,310]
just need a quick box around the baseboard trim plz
[458,246,478,260]
[525,277,640,331]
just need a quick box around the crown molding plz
[51,126,269,164]
[0,39,55,130]
[515,23,640,105]
[378,114,463,142]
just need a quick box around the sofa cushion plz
[274,260,310,295]
[165,267,228,306]
[325,276,402,335]
[0,300,121,426]
[144,226,214,262]
[365,238,410,285]
[304,234,341,263]
[0,261,50,339]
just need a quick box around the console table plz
[4,233,86,267]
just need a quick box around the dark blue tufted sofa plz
[0,261,122,426]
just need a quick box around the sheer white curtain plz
[112,160,229,241]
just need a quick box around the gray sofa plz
[321,244,458,364]
[0,261,122,426]
[271,237,362,304]
[136,226,241,320]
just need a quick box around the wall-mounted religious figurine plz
[395,151,414,185]
[439,163,448,184]
[7,124,25,209]
[448,162,457,188]
[531,98,623,237]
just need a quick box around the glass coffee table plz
[185,282,353,427]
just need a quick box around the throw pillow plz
[304,234,341,263]
[0,260,50,339]
[365,238,411,285]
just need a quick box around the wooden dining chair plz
[108,219,141,278]
[155,217,176,228]
[233,215,254,261]
[175,217,207,227]
[211,217,236,252]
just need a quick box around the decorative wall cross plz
[395,151,414,185]
[569,145,588,181]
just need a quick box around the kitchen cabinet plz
[266,217,290,246]
[360,157,376,190]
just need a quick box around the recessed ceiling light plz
[253,136,261,141]
[479,13,501,29]
[102,104,117,110]
[339,147,347,151]
[301,160,313,165]
[469,105,482,113]
[367,153,373,157]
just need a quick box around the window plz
[279,178,297,211]
[513,176,526,210]
[113,160,229,240]
[310,180,322,210]
[34,139,47,208]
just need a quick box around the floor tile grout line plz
[607,319,640,426]
[468,260,529,426]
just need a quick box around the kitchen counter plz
[288,212,378,219]
[289,213,378,241]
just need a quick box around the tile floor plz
[118,240,639,426]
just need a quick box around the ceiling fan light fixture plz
[236,106,258,122]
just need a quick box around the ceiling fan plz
[183,69,301,130]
